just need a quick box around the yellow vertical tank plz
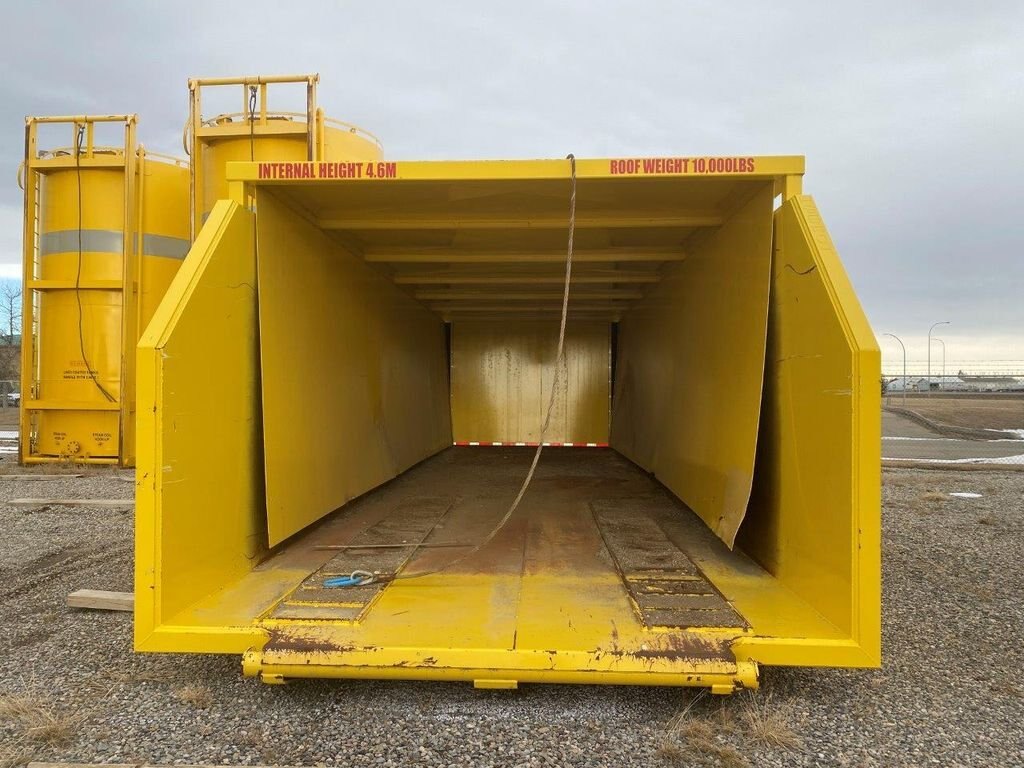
[20,116,190,465]
[123,150,190,465]
[187,74,382,231]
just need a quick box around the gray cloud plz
[2,1,1021,368]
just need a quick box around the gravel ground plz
[0,464,1021,767]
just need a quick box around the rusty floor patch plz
[591,500,748,630]
[268,496,456,621]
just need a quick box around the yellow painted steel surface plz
[133,154,880,687]
[135,200,261,643]
[611,184,774,547]
[21,117,189,466]
[737,195,881,667]
[255,190,451,547]
[450,320,610,444]
[197,122,381,222]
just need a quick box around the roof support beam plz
[394,271,662,285]
[415,289,644,301]
[426,303,633,313]
[365,248,686,263]
[318,213,723,230]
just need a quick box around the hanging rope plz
[328,154,578,588]
[74,125,117,404]
[247,85,258,162]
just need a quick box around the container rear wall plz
[450,320,610,445]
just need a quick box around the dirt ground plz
[886,395,1023,431]
[0,408,18,429]
[0,463,1021,767]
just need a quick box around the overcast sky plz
[2,2,1021,372]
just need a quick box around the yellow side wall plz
[135,200,263,643]
[256,190,452,547]
[450,320,610,444]
[738,195,880,659]
[610,184,774,547]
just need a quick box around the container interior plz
[163,173,844,654]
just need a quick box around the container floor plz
[178,447,844,677]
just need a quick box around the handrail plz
[195,111,383,151]
[27,114,135,124]
[141,149,188,168]
[36,145,125,159]
[188,74,318,87]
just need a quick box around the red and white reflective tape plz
[453,441,608,448]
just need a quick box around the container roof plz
[229,156,804,320]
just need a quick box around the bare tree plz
[0,283,21,345]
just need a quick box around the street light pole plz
[927,321,950,396]
[933,338,946,392]
[884,333,907,404]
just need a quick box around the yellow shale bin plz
[20,116,189,465]
[135,154,880,690]
[185,74,383,233]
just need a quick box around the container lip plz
[204,111,383,150]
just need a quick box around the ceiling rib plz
[364,248,686,263]
[394,271,662,285]
[317,213,723,230]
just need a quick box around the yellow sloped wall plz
[255,190,452,547]
[611,183,774,548]
[135,200,264,641]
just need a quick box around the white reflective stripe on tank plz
[142,233,190,260]
[39,229,190,260]
[39,229,122,256]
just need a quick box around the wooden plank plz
[67,590,134,611]
[30,764,303,768]
[9,498,134,508]
[0,474,85,481]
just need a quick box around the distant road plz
[882,412,1023,463]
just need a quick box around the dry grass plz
[897,398,1024,431]
[739,694,802,750]
[990,680,1023,698]
[659,690,803,767]
[0,694,79,746]
[0,745,36,768]
[174,683,213,708]
[99,667,175,685]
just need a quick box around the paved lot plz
[883,412,1024,463]
[0,465,1022,767]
